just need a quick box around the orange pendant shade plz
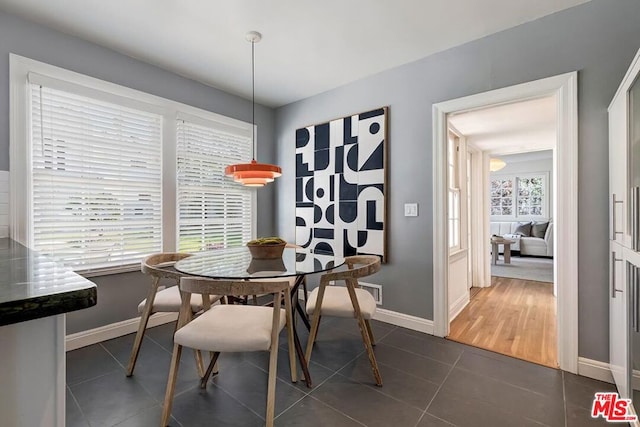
[225,159,282,187]
[225,32,282,188]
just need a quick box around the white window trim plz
[9,54,257,275]
[489,171,550,221]
[447,128,466,253]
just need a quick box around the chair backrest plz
[179,277,290,297]
[176,277,292,329]
[141,252,192,280]
[321,255,381,285]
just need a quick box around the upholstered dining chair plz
[305,255,383,386]
[127,253,220,377]
[161,277,297,427]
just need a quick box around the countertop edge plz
[0,286,97,327]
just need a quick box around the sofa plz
[489,220,553,257]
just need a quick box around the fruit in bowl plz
[246,237,287,259]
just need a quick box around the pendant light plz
[225,31,282,187]
[489,158,506,172]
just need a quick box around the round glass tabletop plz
[174,247,344,279]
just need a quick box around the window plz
[490,173,548,219]
[10,55,255,275]
[177,119,253,252]
[516,176,544,216]
[30,84,163,269]
[448,132,460,249]
[490,178,513,216]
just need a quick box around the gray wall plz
[275,0,640,362]
[0,10,277,334]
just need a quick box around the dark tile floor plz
[67,318,618,427]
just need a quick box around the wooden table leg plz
[291,276,311,331]
[492,242,498,265]
[290,275,312,387]
[504,243,511,264]
[293,325,312,388]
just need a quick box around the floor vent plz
[359,282,383,305]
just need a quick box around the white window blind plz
[176,119,253,253]
[30,83,163,271]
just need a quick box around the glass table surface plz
[174,246,344,279]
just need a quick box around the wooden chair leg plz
[127,277,160,376]
[357,315,382,386]
[345,279,382,386]
[266,292,282,427]
[194,349,205,378]
[200,352,220,389]
[265,345,278,427]
[161,343,183,426]
[364,319,376,346]
[305,315,320,363]
[305,280,328,363]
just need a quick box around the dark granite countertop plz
[0,238,97,327]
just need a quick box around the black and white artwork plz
[295,107,387,261]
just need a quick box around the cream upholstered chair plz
[161,277,297,427]
[127,253,219,377]
[305,255,382,386]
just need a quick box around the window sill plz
[449,248,467,262]
[79,263,141,278]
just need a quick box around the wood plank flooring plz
[448,276,558,368]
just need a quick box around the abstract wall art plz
[295,107,387,261]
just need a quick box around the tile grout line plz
[67,369,119,389]
[414,347,464,427]
[378,331,461,368]
[172,381,267,424]
[97,341,166,410]
[452,362,561,399]
[330,357,444,413]
[294,393,369,427]
[66,384,92,427]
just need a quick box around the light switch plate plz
[404,203,418,217]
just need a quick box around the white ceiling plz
[0,0,589,107]
[448,96,557,155]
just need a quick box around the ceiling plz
[0,0,590,107]
[448,96,557,155]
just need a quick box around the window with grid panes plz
[490,173,547,219]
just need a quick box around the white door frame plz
[432,72,578,373]
[466,143,488,288]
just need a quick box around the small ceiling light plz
[225,31,282,187]
[489,158,506,172]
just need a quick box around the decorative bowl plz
[247,237,286,259]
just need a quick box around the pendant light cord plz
[251,38,256,159]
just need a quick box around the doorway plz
[432,72,578,374]
[447,111,557,366]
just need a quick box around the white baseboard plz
[65,312,178,351]
[449,293,470,322]
[373,308,434,334]
[577,357,614,384]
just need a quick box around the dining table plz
[174,246,345,388]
